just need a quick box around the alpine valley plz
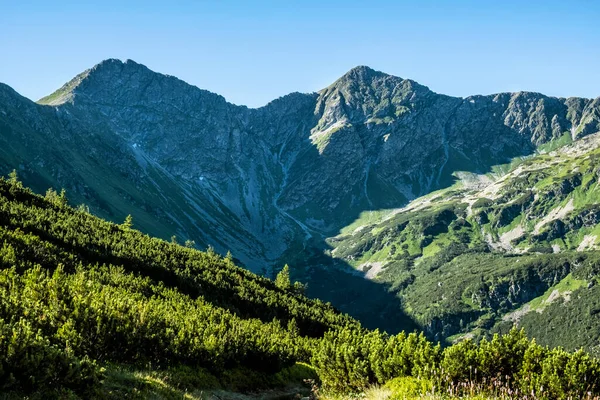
[2,58,600,352]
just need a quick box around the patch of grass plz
[528,273,586,311]
[339,209,395,236]
[102,365,209,400]
[80,363,315,400]
[537,131,573,153]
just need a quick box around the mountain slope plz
[1,59,600,334]
[0,174,339,397]
[2,175,600,399]
[12,60,600,252]
[326,132,600,351]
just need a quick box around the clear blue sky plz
[1,0,599,107]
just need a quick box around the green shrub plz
[0,317,102,395]
[472,198,493,209]
[385,376,433,399]
[1,176,600,399]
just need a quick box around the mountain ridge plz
[35,58,599,110]
[3,59,600,249]
[1,58,600,336]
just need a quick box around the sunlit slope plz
[327,132,600,351]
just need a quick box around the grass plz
[422,233,452,258]
[536,131,574,154]
[37,70,90,105]
[339,209,396,236]
[488,155,531,179]
[317,375,600,399]
[0,363,316,400]
[102,366,208,400]
[527,273,587,311]
[496,214,523,235]
[322,130,600,348]
[324,129,600,348]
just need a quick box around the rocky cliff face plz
[2,59,600,275]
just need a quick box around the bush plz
[385,376,433,399]
[1,176,600,399]
[0,317,103,395]
[472,198,493,209]
[432,329,600,399]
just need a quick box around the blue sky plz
[1,0,599,107]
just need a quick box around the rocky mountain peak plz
[314,66,433,128]
[338,65,383,82]
[39,58,230,111]
[85,58,152,81]
[325,65,401,93]
[0,83,20,102]
[37,59,140,106]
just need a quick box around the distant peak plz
[38,59,155,106]
[95,58,144,68]
[322,66,404,94]
[347,65,377,74]
[340,65,388,81]
[38,58,234,109]
[37,59,127,105]
[89,58,149,75]
[95,58,124,66]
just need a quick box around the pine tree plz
[45,188,67,207]
[8,169,22,188]
[293,280,307,295]
[122,214,133,230]
[45,188,59,203]
[184,239,195,248]
[275,264,291,290]
[58,189,68,206]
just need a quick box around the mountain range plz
[2,59,600,345]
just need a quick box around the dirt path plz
[200,386,310,400]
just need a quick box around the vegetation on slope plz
[325,133,600,353]
[1,173,600,399]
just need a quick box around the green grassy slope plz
[324,132,600,352]
[0,174,339,397]
[2,175,600,399]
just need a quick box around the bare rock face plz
[2,59,600,271]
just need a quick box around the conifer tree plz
[45,188,59,203]
[8,169,22,188]
[275,264,291,290]
[122,214,133,230]
[58,188,68,206]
